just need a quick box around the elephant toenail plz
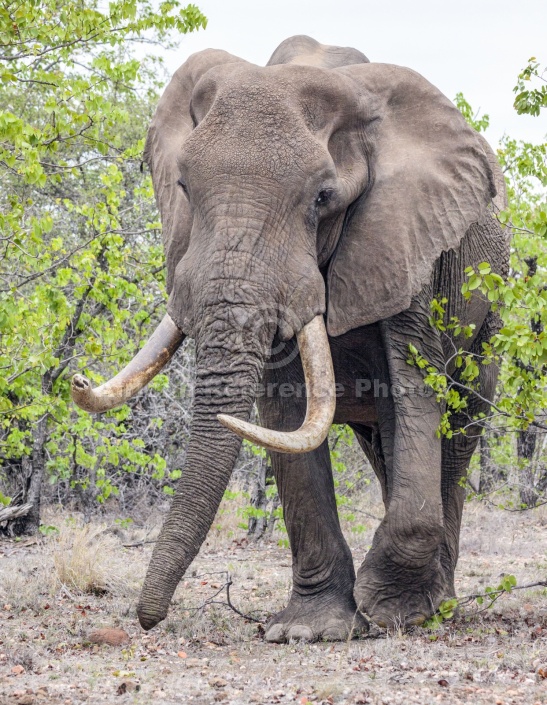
[286,625,314,641]
[321,626,346,641]
[406,613,427,627]
[264,624,285,643]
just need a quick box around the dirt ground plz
[0,498,546,705]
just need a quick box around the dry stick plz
[225,579,264,624]
[183,572,267,624]
[432,579,547,620]
[457,579,547,607]
[122,539,157,548]
[484,496,547,512]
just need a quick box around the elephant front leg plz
[265,441,367,642]
[355,308,449,627]
[439,314,500,596]
[258,351,367,642]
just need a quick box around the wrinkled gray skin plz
[137,35,509,641]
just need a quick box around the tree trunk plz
[478,430,504,494]
[247,456,279,541]
[517,429,539,508]
[12,412,48,535]
[8,282,95,536]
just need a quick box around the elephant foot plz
[355,549,451,629]
[264,593,368,643]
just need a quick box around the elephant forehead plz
[182,111,329,181]
[192,63,357,133]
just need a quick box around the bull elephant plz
[71,35,509,642]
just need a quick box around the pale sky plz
[157,0,546,148]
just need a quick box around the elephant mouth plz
[71,313,336,454]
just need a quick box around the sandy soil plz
[0,499,546,705]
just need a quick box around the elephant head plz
[71,35,496,630]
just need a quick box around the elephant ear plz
[144,49,244,293]
[326,63,498,336]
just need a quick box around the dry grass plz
[0,497,546,705]
[51,521,121,596]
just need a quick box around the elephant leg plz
[258,344,367,643]
[440,314,500,594]
[351,423,389,507]
[354,300,448,627]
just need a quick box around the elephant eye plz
[177,179,188,195]
[316,189,333,206]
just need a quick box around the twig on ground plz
[121,525,157,548]
[122,539,157,548]
[458,579,547,608]
[224,579,264,624]
[182,571,267,624]
[59,583,77,601]
[484,497,547,512]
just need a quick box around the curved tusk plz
[71,314,185,413]
[218,315,335,453]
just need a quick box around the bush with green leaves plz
[415,62,547,507]
[0,0,207,532]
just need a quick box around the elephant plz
[71,35,509,642]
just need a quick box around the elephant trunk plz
[136,314,265,630]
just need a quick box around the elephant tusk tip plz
[71,374,96,410]
[71,373,91,393]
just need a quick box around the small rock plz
[209,677,228,689]
[185,658,201,668]
[438,679,449,687]
[116,681,140,695]
[88,628,130,646]
[18,696,34,705]
[11,665,25,676]
[214,692,228,702]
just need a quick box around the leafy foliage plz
[409,62,547,506]
[424,574,519,629]
[0,0,206,525]
[513,58,547,116]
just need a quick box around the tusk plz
[71,314,185,413]
[218,315,335,453]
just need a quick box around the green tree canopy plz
[0,0,206,531]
